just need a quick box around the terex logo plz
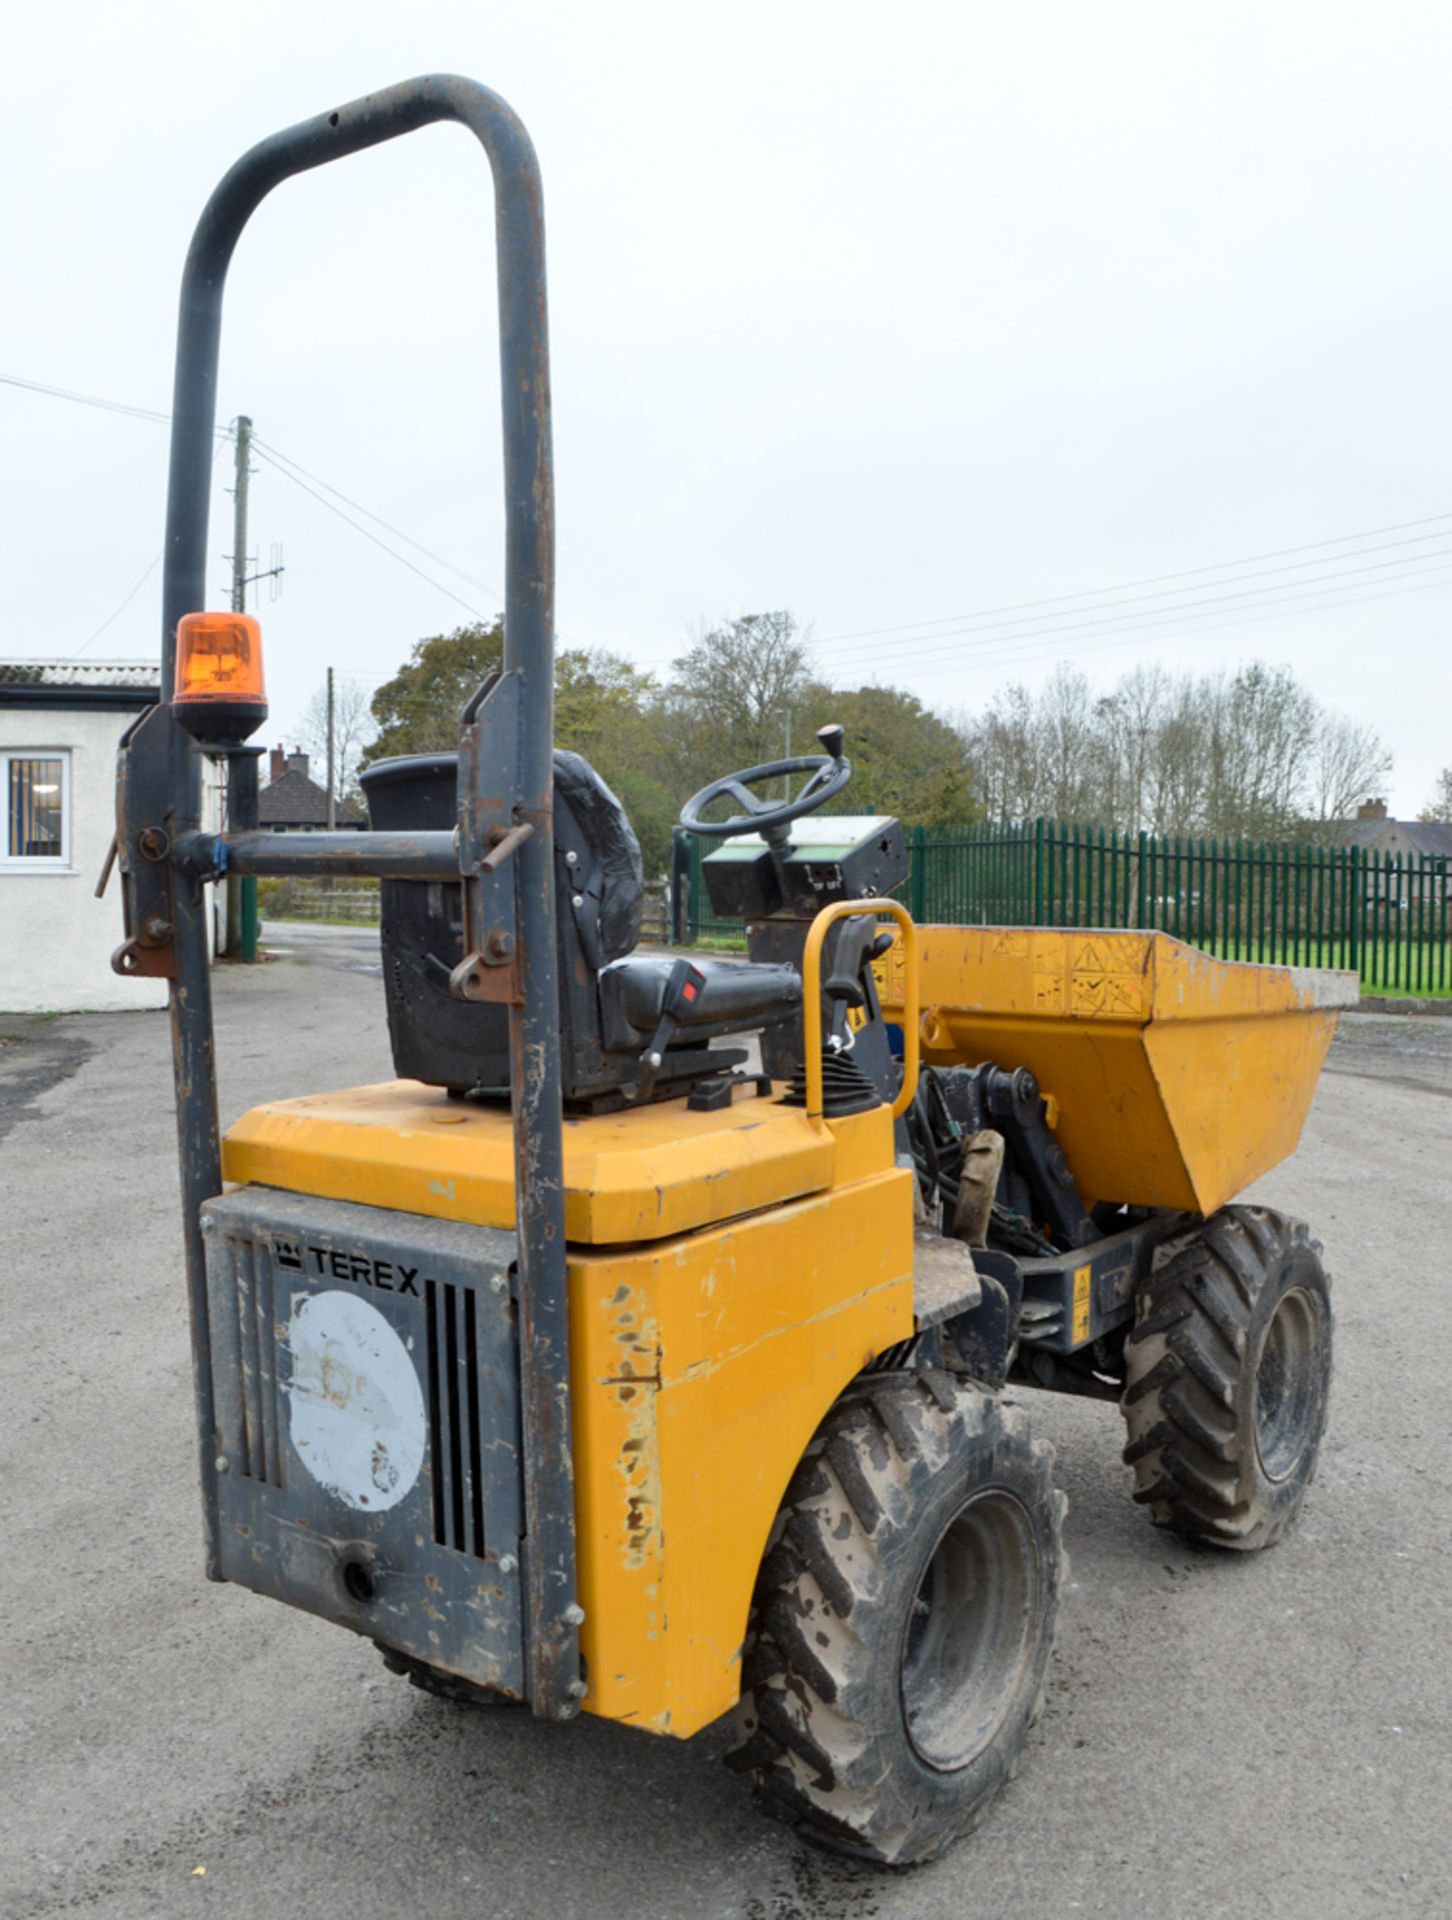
[272,1237,423,1297]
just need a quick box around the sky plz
[4,0,1451,814]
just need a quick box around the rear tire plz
[729,1372,1065,1866]
[1121,1206,1333,1550]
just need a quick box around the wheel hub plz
[1254,1285,1322,1483]
[900,1489,1041,1773]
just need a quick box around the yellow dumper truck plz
[112,75,1346,1865]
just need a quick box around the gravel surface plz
[3,936,1449,1920]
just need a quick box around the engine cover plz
[200,1188,525,1696]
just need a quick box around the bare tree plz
[1304,713,1394,825]
[956,658,1390,839]
[1036,666,1100,820]
[963,683,1038,822]
[1202,665,1318,838]
[296,676,377,812]
[1420,766,1452,822]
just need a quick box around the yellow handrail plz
[800,899,920,1124]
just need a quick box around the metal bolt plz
[215,1456,229,1475]
[489,1272,507,1295]
[555,1704,577,1721]
[564,849,578,867]
[143,915,173,941]
[646,1050,662,1069]
[571,893,584,910]
[200,1215,213,1231]
[498,1552,518,1575]
[485,929,515,961]
[567,1679,588,1699]
[563,1602,586,1627]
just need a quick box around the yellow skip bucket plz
[875,927,1355,1216]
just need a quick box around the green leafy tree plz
[555,649,673,871]
[365,620,505,762]
[363,622,678,871]
[812,683,980,826]
[655,611,817,790]
[365,609,1004,878]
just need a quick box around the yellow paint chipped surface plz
[572,1168,914,1737]
[221,1079,837,1244]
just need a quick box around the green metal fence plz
[676,820,1451,997]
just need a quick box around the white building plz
[0,660,169,1013]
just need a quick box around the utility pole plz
[224,417,254,958]
[224,415,284,609]
[326,666,336,830]
[222,416,281,959]
[230,415,252,614]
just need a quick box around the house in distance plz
[258,746,363,832]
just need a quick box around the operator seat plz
[360,750,801,1108]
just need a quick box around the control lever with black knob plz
[821,916,895,1052]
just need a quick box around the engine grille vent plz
[425,1279,489,1559]
[229,1234,283,1488]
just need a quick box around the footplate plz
[199,1189,525,1695]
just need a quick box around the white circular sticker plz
[287,1290,427,1513]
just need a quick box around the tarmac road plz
[2,939,1449,1920]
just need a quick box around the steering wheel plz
[679,724,852,843]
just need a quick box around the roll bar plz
[138,76,575,1717]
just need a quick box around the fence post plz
[669,827,690,945]
[1347,844,1361,976]
[909,824,926,922]
[1032,818,1044,924]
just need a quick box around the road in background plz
[3,960,1449,1919]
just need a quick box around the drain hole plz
[342,1559,376,1604]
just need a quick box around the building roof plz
[0,658,160,708]
[1401,820,1452,858]
[257,767,363,829]
[1333,817,1452,858]
[0,658,159,689]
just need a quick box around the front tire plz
[729,1372,1065,1866]
[1121,1206,1333,1550]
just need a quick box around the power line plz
[6,364,1449,677]
[250,432,504,603]
[246,443,487,619]
[839,565,1452,686]
[2,370,497,621]
[815,525,1452,665]
[0,370,173,424]
[813,542,1452,674]
[812,509,1452,650]
[71,551,163,659]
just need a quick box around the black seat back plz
[361,750,646,1100]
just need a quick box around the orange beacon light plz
[173,612,268,742]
